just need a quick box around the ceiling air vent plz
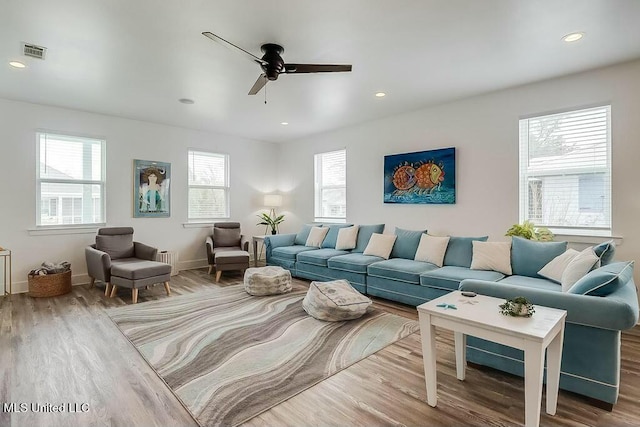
[22,43,47,60]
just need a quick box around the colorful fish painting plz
[384,147,455,204]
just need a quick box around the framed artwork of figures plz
[133,159,171,217]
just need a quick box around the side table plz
[0,249,11,296]
[252,235,267,267]
[417,291,566,427]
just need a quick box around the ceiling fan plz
[202,31,352,95]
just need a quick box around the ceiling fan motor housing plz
[260,43,285,80]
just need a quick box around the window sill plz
[182,221,224,229]
[28,225,103,236]
[549,228,622,245]
[314,218,347,224]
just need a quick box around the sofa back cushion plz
[568,261,634,296]
[96,233,134,260]
[294,224,318,246]
[353,224,385,253]
[390,227,426,260]
[321,224,353,249]
[593,240,616,265]
[443,236,488,268]
[213,226,241,248]
[511,236,567,278]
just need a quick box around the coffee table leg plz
[454,332,466,381]
[524,341,545,427]
[546,323,564,415]
[419,312,437,407]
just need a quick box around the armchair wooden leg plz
[208,265,213,274]
[164,282,171,296]
[89,277,95,288]
[215,271,222,283]
[104,282,111,296]
[110,285,118,298]
[132,288,138,304]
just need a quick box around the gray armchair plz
[205,222,250,282]
[85,227,172,303]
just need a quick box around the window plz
[37,133,105,226]
[519,105,611,233]
[314,149,346,222]
[188,150,229,220]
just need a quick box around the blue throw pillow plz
[593,240,616,266]
[511,236,567,278]
[567,261,634,296]
[294,224,319,246]
[321,224,353,249]
[352,224,385,253]
[443,236,488,268]
[390,227,426,259]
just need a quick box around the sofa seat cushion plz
[297,249,350,267]
[420,266,505,291]
[327,253,385,274]
[368,258,438,284]
[497,275,561,292]
[111,259,171,280]
[271,245,318,261]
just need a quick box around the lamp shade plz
[264,194,283,207]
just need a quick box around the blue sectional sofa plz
[264,224,639,408]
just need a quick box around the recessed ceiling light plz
[178,98,195,104]
[281,122,289,126]
[562,32,584,43]
[9,61,26,68]
[375,92,386,97]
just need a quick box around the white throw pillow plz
[561,247,599,292]
[335,225,359,250]
[305,226,329,248]
[414,234,450,267]
[363,233,397,260]
[470,241,512,275]
[537,248,580,284]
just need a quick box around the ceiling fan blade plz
[283,64,352,74]
[202,32,268,66]
[248,74,268,95]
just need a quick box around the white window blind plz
[188,150,229,220]
[37,133,105,226]
[314,149,346,222]
[519,105,611,232]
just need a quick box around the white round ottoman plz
[302,279,372,321]
[243,266,292,296]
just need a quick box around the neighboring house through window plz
[37,132,105,226]
[314,149,346,222]
[188,150,229,220]
[518,105,611,233]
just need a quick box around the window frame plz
[314,149,347,223]
[187,150,230,221]
[35,132,106,228]
[518,105,612,235]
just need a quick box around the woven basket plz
[28,270,72,298]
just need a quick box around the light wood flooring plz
[1,269,639,426]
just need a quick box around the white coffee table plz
[417,291,566,427]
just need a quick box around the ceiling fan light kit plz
[202,31,352,96]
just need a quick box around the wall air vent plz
[22,43,47,60]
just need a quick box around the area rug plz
[107,284,419,427]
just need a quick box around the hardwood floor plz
[1,269,639,426]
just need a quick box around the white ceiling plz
[2,0,640,143]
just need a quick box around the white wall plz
[0,99,279,292]
[278,59,640,284]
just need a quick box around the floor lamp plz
[263,194,283,234]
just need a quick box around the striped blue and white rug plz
[108,283,418,427]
